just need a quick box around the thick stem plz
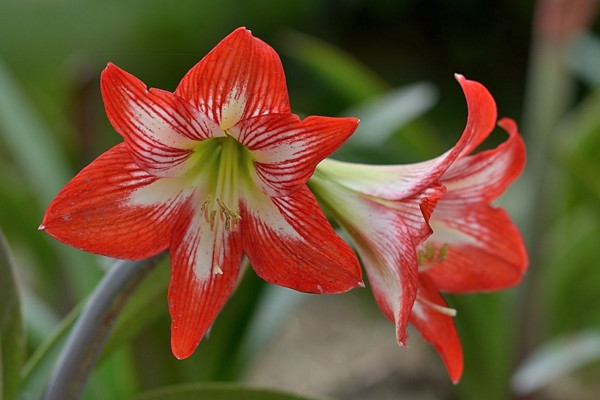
[42,254,164,400]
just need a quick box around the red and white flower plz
[413,117,527,382]
[310,75,527,382]
[41,27,363,359]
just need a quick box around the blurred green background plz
[2,0,600,399]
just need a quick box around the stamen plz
[209,210,216,227]
[417,295,457,317]
[200,194,212,212]
[417,242,450,270]
[424,242,435,260]
[216,197,242,231]
[438,243,449,261]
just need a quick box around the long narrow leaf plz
[0,58,70,205]
[0,56,102,298]
[282,31,387,103]
[18,305,80,400]
[512,330,600,395]
[342,82,438,148]
[0,228,25,400]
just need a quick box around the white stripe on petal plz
[428,219,479,246]
[241,186,302,240]
[220,87,247,130]
[128,175,193,208]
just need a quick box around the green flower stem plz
[517,9,579,363]
[42,254,165,400]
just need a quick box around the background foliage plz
[1,0,599,399]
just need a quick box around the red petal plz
[455,74,498,156]
[241,186,362,294]
[230,114,358,196]
[440,117,526,204]
[175,27,290,128]
[310,175,421,345]
[391,182,446,245]
[315,75,497,200]
[362,218,418,347]
[410,275,463,383]
[168,200,243,359]
[41,144,187,259]
[423,205,528,292]
[101,63,222,177]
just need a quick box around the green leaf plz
[0,228,25,400]
[0,58,70,205]
[512,330,600,395]
[0,55,102,299]
[18,304,80,400]
[130,383,330,400]
[282,31,387,103]
[450,292,514,400]
[343,82,438,148]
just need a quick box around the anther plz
[209,210,217,227]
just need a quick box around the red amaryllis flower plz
[413,117,527,382]
[40,27,363,359]
[310,75,527,382]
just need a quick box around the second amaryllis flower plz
[310,75,527,382]
[40,27,363,359]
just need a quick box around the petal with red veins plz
[455,74,498,156]
[423,205,528,292]
[309,176,420,345]
[315,75,497,200]
[361,217,418,347]
[41,143,189,260]
[441,118,525,204]
[168,199,243,359]
[229,114,358,196]
[241,185,362,294]
[390,182,446,245]
[410,274,463,383]
[101,63,222,177]
[175,27,290,129]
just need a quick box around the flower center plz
[417,242,448,272]
[191,134,252,233]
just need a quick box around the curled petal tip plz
[497,117,518,132]
[454,73,465,82]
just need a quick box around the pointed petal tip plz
[449,365,463,384]
[103,62,118,74]
[358,280,366,288]
[230,26,254,39]
[171,338,196,360]
[38,224,45,231]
